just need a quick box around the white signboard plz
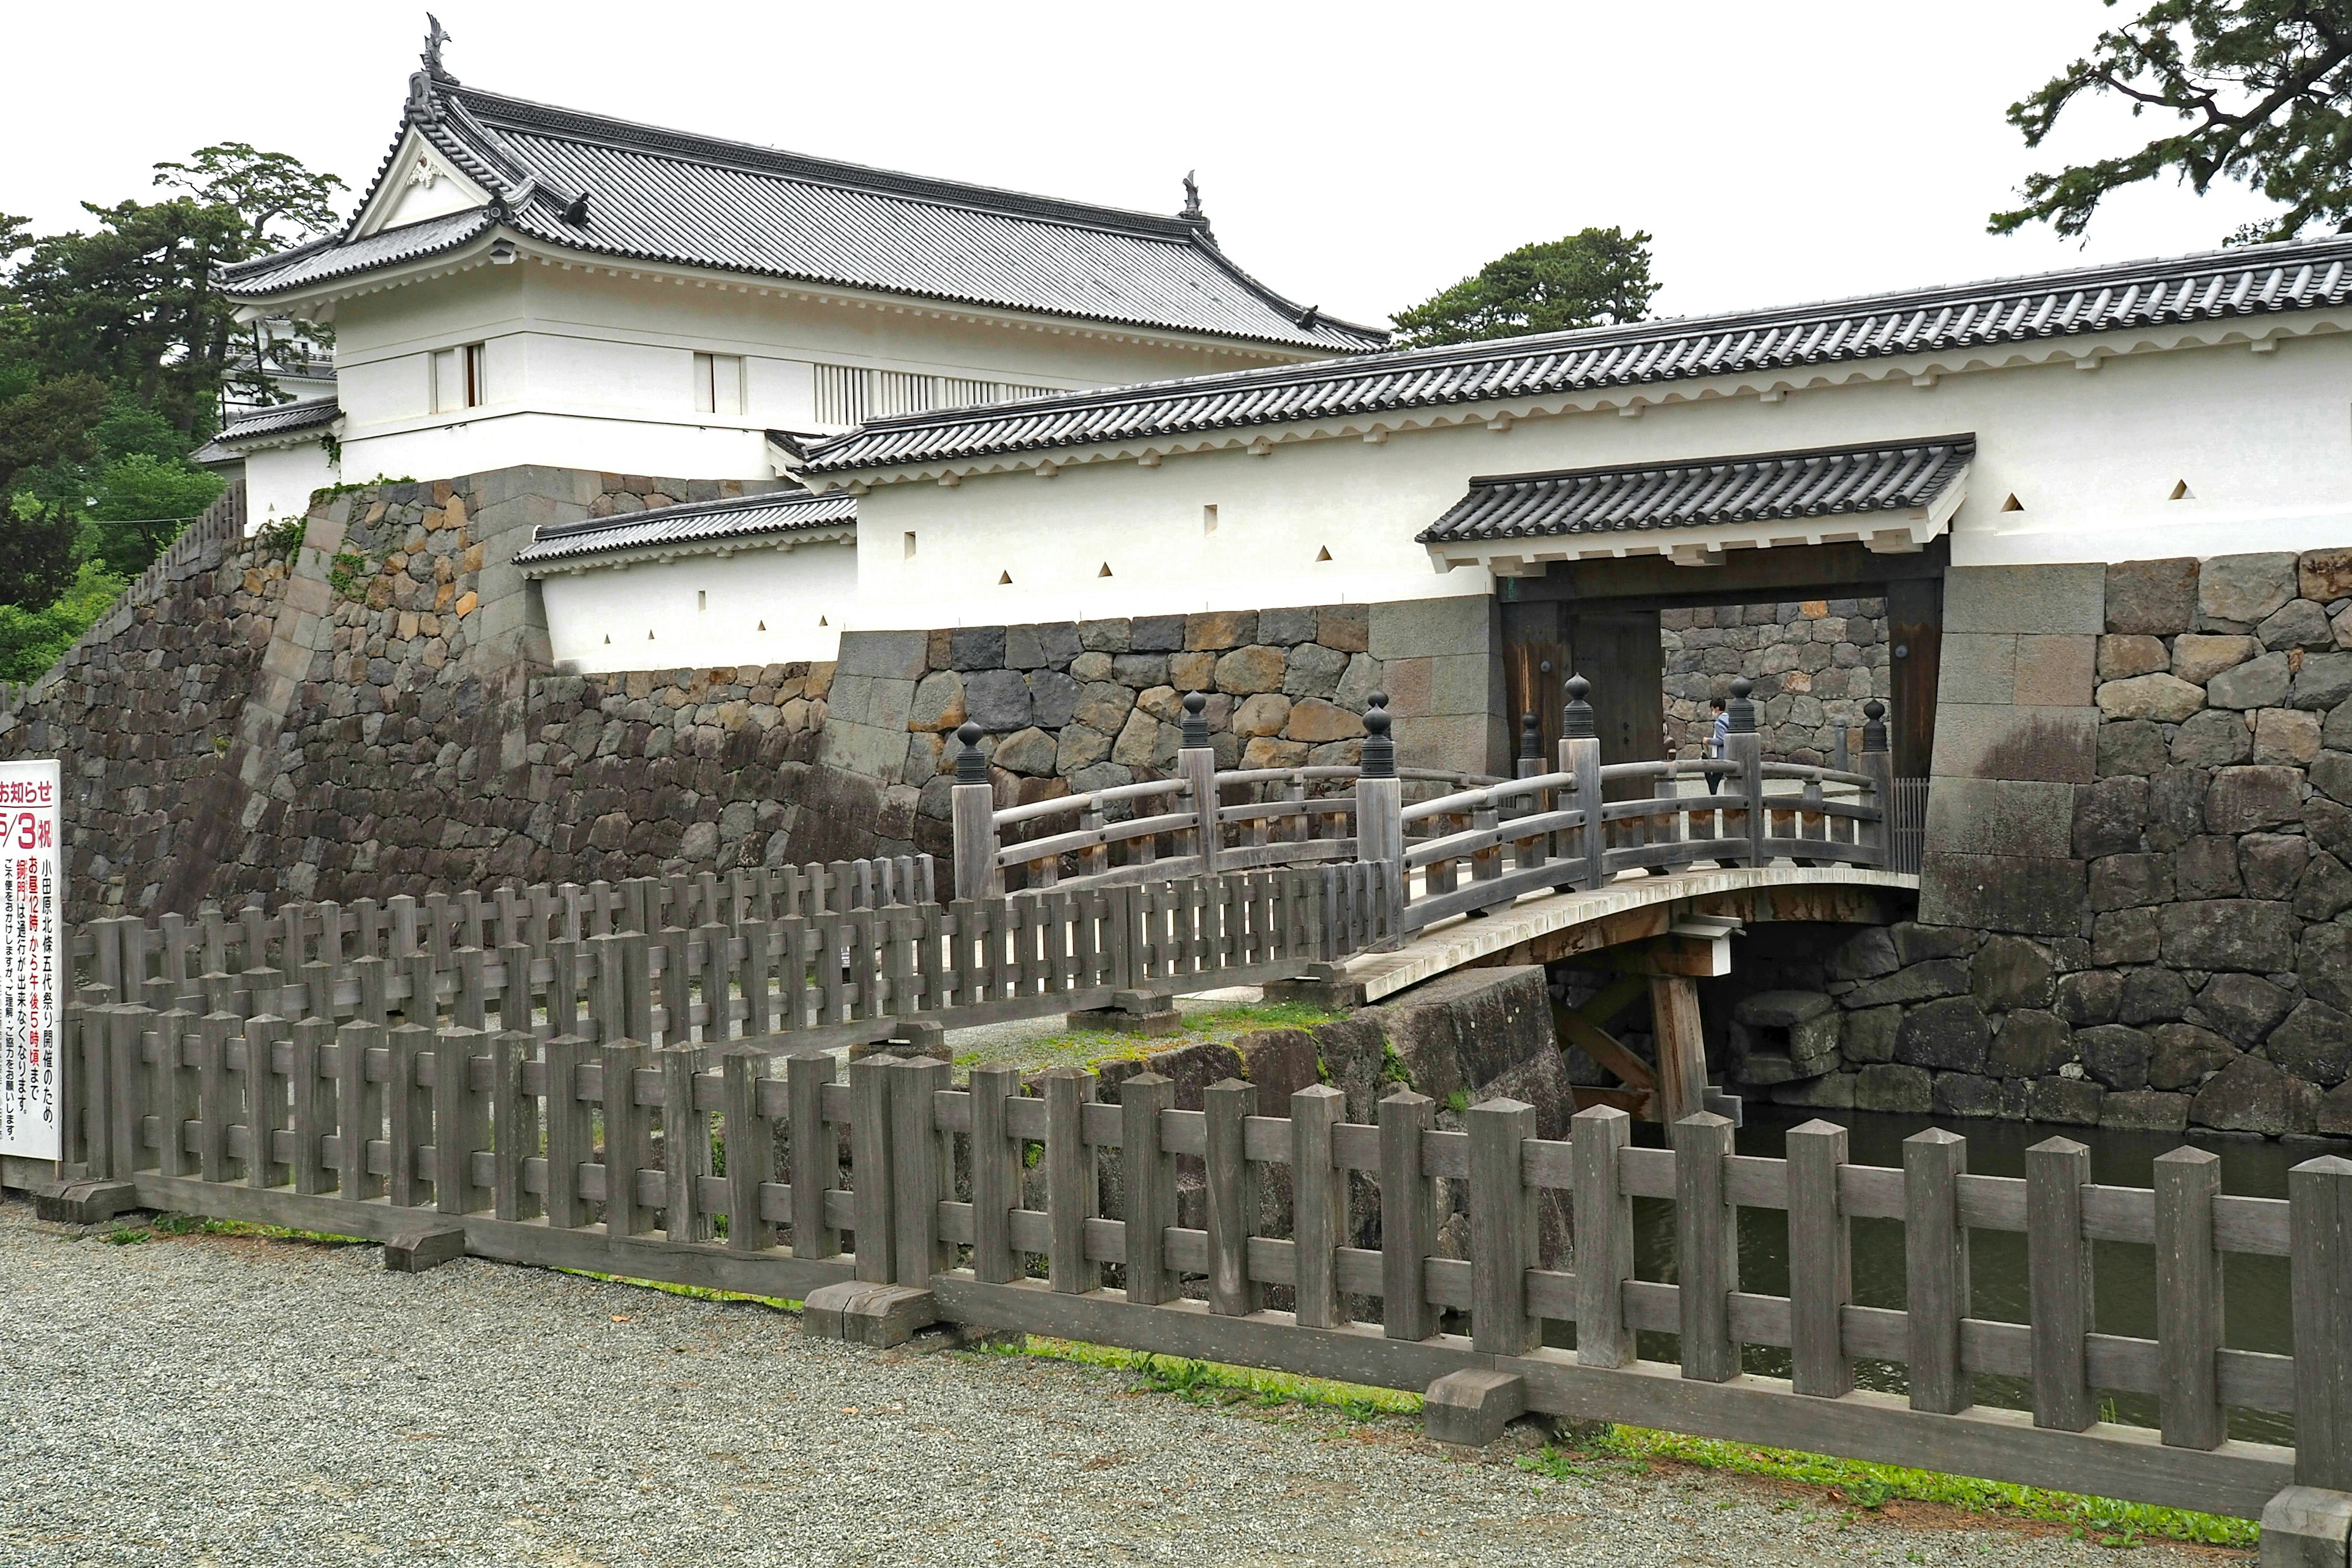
[0,759,61,1161]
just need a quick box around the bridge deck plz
[1344,866,1920,1003]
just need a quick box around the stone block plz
[31,1179,140,1226]
[2077,1023,2153,1089]
[2089,853,2172,910]
[2105,557,2198,635]
[2097,634,2169,680]
[2146,766,2212,851]
[1728,990,1840,1083]
[2298,652,2352,710]
[2097,673,2205,723]
[1430,653,1497,716]
[1366,965,1553,1109]
[2093,907,2162,966]
[2242,832,2312,899]
[2198,973,2293,1046]
[1213,646,1284,695]
[2304,551,2352,603]
[816,722,911,782]
[993,727,1058,776]
[835,630,930,680]
[2198,552,2300,628]
[2205,765,2304,834]
[2267,1000,2352,1086]
[1285,698,1363,744]
[1990,1011,2073,1078]
[2098,1090,2189,1132]
[1257,606,1318,646]
[2305,922,2352,1013]
[1281,641,1349,699]
[1895,995,1991,1072]
[1841,1005,1902,1064]
[2015,635,2095,707]
[1920,777,2075,858]
[802,1282,940,1348]
[2260,598,2335,650]
[1826,927,1901,982]
[385,1222,467,1273]
[1185,610,1256,650]
[2192,1054,2291,1134]
[2057,969,2123,1026]
[949,625,1007,671]
[1423,1369,1526,1447]
[962,669,1032,732]
[2160,899,2297,973]
[2071,777,2149,859]
[2177,835,2244,899]
[2171,709,2251,767]
[1368,594,1493,660]
[2027,1077,2105,1126]
[2097,720,2167,778]
[1381,655,1432,718]
[1918,852,2086,937]
[1844,957,1970,1008]
[2171,633,2259,686]
[1945,564,2104,635]
[2208,652,2293,710]
[1932,704,2097,783]
[907,671,965,732]
[1394,714,1499,776]
[2256,1485,2352,1568]
[1937,634,2015,704]
[1318,603,1371,653]
[1932,1072,2002,1118]
[1972,935,2055,1009]
[1131,614,1186,653]
[1854,1063,1933,1113]
[1768,1072,1857,1109]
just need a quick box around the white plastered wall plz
[538,537,857,668]
[326,257,1326,485]
[839,325,2352,630]
[242,440,340,534]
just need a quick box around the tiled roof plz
[803,235,2352,475]
[1417,437,1975,546]
[222,76,1385,355]
[513,488,857,568]
[214,398,342,443]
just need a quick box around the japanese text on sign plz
[0,759,61,1161]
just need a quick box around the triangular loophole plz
[998,571,1012,585]
[820,615,829,625]
[1098,562,1114,578]
[1999,494,2023,513]
[603,634,611,644]
[1316,546,1333,562]
[2170,480,2194,500]
[647,629,656,639]
[756,619,766,631]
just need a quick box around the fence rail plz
[954,675,1900,941]
[45,1017,2350,1523]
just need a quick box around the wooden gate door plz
[1567,606,1666,796]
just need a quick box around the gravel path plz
[0,1195,2227,1567]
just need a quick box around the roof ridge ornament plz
[423,13,456,83]
[1179,170,1215,246]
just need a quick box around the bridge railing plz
[39,1020,2343,1526]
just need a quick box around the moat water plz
[1603,1107,2346,1449]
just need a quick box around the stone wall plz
[0,468,889,914]
[1662,597,1889,765]
[821,598,1503,865]
[1715,549,2352,1141]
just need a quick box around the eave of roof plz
[221,74,1385,356]
[513,488,858,571]
[1419,435,1976,543]
[196,398,344,458]
[802,235,2352,480]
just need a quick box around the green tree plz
[0,557,129,682]
[0,372,110,607]
[1392,228,1659,348]
[78,453,224,578]
[1993,0,2352,243]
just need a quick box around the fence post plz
[1674,1111,1739,1382]
[949,723,1004,903]
[1726,677,1766,866]
[1353,694,1404,944]
[1572,1104,1635,1368]
[967,1062,1020,1284]
[1292,1084,1347,1329]
[2153,1146,2225,1449]
[849,1052,897,1283]
[1121,1072,1177,1306]
[1560,676,1605,890]
[1177,692,1220,874]
[1785,1119,1852,1397]
[1044,1066,1099,1295]
[1860,699,1893,868]
[889,1055,950,1286]
[1468,1096,1538,1356]
[1905,1127,1972,1414]
[723,1049,774,1253]
[2291,1155,2352,1488]
[1379,1089,1438,1342]
[787,1050,841,1261]
[2026,1136,2095,1431]
[1205,1077,1260,1317]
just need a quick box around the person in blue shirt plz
[1704,697,1730,794]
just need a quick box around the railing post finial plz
[1862,698,1888,755]
[954,720,988,784]
[1518,710,1540,763]
[1727,677,1758,736]
[1561,674,1595,741]
[1360,692,1395,778]
[1180,688,1210,750]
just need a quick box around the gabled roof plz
[221,64,1386,356]
[802,235,2352,477]
[1419,437,1975,545]
[190,398,343,465]
[513,488,856,570]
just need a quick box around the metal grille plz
[1888,777,1930,875]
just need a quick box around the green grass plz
[953,1000,1343,1074]
[554,1268,801,1313]
[104,1212,369,1247]
[1515,1427,2259,1550]
[993,1337,2256,1551]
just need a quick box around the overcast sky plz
[7,2,2286,331]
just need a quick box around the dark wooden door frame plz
[1498,540,1947,780]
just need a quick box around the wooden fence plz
[45,1015,2348,1523]
[954,676,1896,940]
